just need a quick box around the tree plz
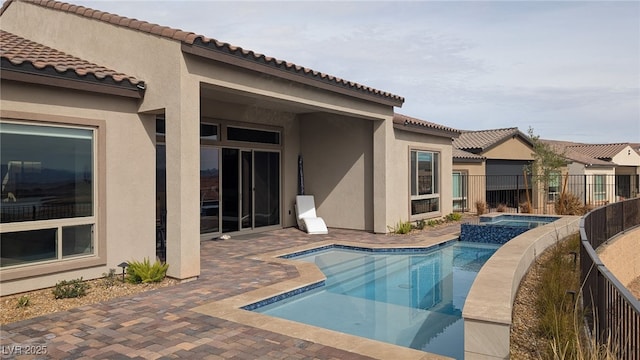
[525,127,567,214]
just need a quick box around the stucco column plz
[373,118,391,233]
[164,83,200,280]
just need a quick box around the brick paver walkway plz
[0,225,461,359]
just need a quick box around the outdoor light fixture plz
[118,262,129,282]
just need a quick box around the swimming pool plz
[248,242,500,359]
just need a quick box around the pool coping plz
[462,215,581,360]
[192,233,457,360]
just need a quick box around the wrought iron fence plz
[454,174,639,215]
[580,197,640,360]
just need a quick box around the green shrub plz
[445,213,462,222]
[52,278,89,299]
[126,258,169,284]
[387,220,413,234]
[16,295,30,308]
[427,219,440,227]
[415,219,426,230]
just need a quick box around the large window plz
[410,150,440,216]
[1,122,95,268]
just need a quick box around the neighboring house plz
[543,140,640,205]
[0,0,458,294]
[453,127,534,210]
[451,149,485,211]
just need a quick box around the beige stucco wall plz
[299,113,374,231]
[387,129,455,224]
[597,227,640,287]
[483,137,534,161]
[0,81,156,295]
[612,146,640,167]
[0,1,184,114]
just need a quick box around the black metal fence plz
[580,197,640,359]
[454,174,639,215]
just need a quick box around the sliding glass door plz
[220,148,279,233]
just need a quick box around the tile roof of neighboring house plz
[566,143,630,161]
[392,113,461,139]
[0,29,144,97]
[453,148,485,161]
[541,139,613,167]
[453,127,531,154]
[0,0,404,106]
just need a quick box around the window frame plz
[409,148,441,219]
[0,111,106,281]
[593,174,607,202]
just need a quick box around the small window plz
[227,126,280,145]
[410,150,440,216]
[547,171,561,202]
[200,123,218,141]
[594,175,606,202]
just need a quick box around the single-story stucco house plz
[0,0,461,295]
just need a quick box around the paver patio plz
[0,225,462,359]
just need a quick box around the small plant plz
[52,278,89,299]
[496,203,507,212]
[16,295,30,308]
[475,200,487,215]
[555,193,589,215]
[445,212,462,222]
[427,219,440,227]
[126,258,169,284]
[102,268,118,288]
[414,219,426,230]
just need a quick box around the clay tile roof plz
[392,113,461,138]
[540,139,613,167]
[566,143,630,161]
[3,0,404,105]
[0,29,144,90]
[453,148,485,161]
[453,127,530,153]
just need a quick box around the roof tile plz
[453,128,527,152]
[0,29,143,87]
[567,143,629,160]
[3,0,404,105]
[393,113,461,137]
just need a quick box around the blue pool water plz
[252,242,500,359]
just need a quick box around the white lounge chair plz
[295,195,328,235]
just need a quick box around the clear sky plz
[74,0,640,144]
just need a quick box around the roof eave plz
[1,64,145,99]
[392,122,460,139]
[181,42,404,108]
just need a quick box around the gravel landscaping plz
[1,277,177,325]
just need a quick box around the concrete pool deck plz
[1,225,461,360]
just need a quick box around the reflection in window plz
[548,171,561,202]
[410,150,440,215]
[594,175,606,202]
[0,122,95,267]
[1,123,93,222]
